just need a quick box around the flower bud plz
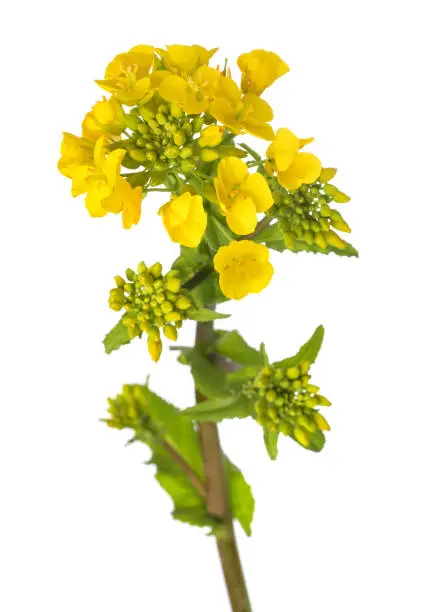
[175,295,191,310]
[163,324,178,341]
[148,337,162,362]
[200,148,219,162]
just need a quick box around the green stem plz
[195,318,252,612]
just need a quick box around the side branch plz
[160,439,206,499]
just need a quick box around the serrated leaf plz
[183,394,253,422]
[190,271,228,306]
[275,325,325,369]
[189,308,230,322]
[184,348,228,398]
[215,330,262,366]
[109,385,255,533]
[103,320,131,354]
[226,460,255,536]
[150,445,211,529]
[264,428,279,460]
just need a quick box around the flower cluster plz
[59,44,355,364]
[109,262,195,361]
[244,361,331,450]
[270,167,351,250]
[105,384,151,433]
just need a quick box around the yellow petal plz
[217,157,248,192]
[159,74,187,102]
[242,93,274,122]
[226,195,258,235]
[241,173,273,212]
[85,191,108,217]
[270,128,299,171]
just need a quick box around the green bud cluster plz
[105,384,154,435]
[109,262,194,361]
[244,362,331,449]
[127,100,203,173]
[271,176,351,251]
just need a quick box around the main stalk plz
[195,318,252,612]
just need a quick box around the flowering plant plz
[59,44,356,611]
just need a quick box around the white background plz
[1,1,421,610]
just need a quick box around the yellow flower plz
[211,77,274,140]
[159,192,207,247]
[82,97,124,139]
[214,241,273,300]
[198,125,225,147]
[159,65,222,114]
[96,46,155,105]
[70,137,142,227]
[267,128,321,190]
[214,157,273,235]
[157,44,218,75]
[58,133,93,179]
[237,49,290,95]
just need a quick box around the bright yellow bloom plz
[237,49,289,95]
[211,77,274,140]
[70,137,142,227]
[214,241,273,300]
[159,66,222,114]
[82,97,124,139]
[159,192,207,248]
[58,133,93,179]
[198,125,225,147]
[157,44,217,75]
[267,128,321,190]
[214,157,273,235]
[96,45,155,105]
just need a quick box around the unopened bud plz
[163,324,178,341]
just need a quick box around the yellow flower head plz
[58,133,93,179]
[159,65,222,114]
[237,49,290,95]
[96,45,155,105]
[159,192,207,248]
[214,157,273,235]
[198,125,225,147]
[214,240,273,300]
[82,97,124,139]
[267,128,321,190]
[70,137,142,227]
[211,77,274,140]
[157,44,218,75]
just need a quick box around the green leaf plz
[184,348,228,398]
[258,221,358,257]
[125,171,149,188]
[264,428,279,460]
[226,460,255,536]
[103,320,131,354]
[205,210,234,252]
[108,384,255,533]
[183,394,253,422]
[149,445,211,529]
[190,271,228,306]
[275,325,325,369]
[172,246,209,284]
[215,330,262,366]
[189,308,230,322]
